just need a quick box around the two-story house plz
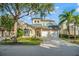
[18,18,59,38]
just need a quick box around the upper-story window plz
[37,21,39,23]
[34,20,39,23]
[34,20,36,23]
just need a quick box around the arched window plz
[37,21,39,23]
[24,29,30,36]
[34,20,36,23]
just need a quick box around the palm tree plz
[59,9,75,39]
[73,15,79,39]
[37,4,54,18]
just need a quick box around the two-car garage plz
[41,30,55,37]
[41,31,49,37]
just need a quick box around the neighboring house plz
[59,20,79,35]
[59,21,68,35]
[18,18,59,38]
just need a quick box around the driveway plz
[0,39,79,56]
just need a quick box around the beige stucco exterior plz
[18,21,35,37]
[0,18,58,38]
[17,18,58,38]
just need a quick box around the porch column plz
[41,28,42,37]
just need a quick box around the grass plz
[70,39,79,44]
[60,37,79,44]
[0,37,42,45]
[17,37,42,45]
[59,34,79,44]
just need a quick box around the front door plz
[36,31,41,37]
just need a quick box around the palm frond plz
[59,19,66,25]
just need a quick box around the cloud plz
[55,6,59,9]
[76,7,79,12]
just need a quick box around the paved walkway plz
[0,39,79,56]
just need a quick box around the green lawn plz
[17,37,42,45]
[61,38,79,44]
[70,39,79,44]
[0,37,42,45]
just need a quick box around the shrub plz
[0,38,13,45]
[70,39,79,44]
[17,28,24,37]
[3,38,11,41]
[17,37,42,45]
[59,34,68,39]
[30,37,41,40]
[59,34,79,39]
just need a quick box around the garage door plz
[41,31,48,37]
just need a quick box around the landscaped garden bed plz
[61,38,79,44]
[70,39,79,44]
[0,37,42,45]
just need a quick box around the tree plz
[0,15,6,37]
[4,15,14,36]
[73,15,79,39]
[36,4,54,18]
[17,28,24,37]
[59,9,75,39]
[0,3,54,42]
[0,15,14,37]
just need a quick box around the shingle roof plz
[31,24,42,27]
[18,20,59,30]
[31,23,59,30]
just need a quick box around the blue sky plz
[20,3,79,25]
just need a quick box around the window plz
[34,20,36,23]
[37,21,39,23]
[24,29,30,36]
[34,20,39,23]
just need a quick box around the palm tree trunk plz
[9,31,10,36]
[61,34,62,38]
[1,30,4,37]
[60,25,63,38]
[59,29,62,38]
[74,23,76,40]
[67,24,70,39]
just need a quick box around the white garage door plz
[41,31,48,37]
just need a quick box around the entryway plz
[36,30,41,37]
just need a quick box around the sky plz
[20,3,79,25]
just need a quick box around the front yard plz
[69,39,79,44]
[0,37,42,45]
[59,34,79,44]
[61,38,79,45]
